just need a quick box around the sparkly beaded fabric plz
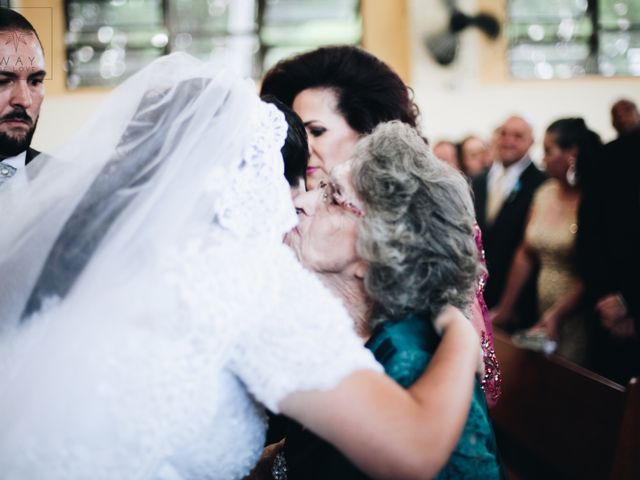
[524,180,589,364]
[473,224,502,407]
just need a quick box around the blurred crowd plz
[433,99,640,384]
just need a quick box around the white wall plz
[33,0,640,158]
[409,0,640,160]
[34,91,105,153]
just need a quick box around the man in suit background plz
[0,7,46,186]
[578,104,640,383]
[472,115,546,331]
[610,98,640,139]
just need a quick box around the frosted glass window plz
[65,0,167,88]
[507,0,640,78]
[65,0,360,89]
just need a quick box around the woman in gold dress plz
[491,118,601,364]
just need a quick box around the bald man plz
[472,115,546,330]
[611,99,640,138]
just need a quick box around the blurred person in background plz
[485,127,501,170]
[491,118,600,365]
[460,134,490,177]
[472,115,546,331]
[610,98,640,138]
[433,140,461,171]
[578,101,640,383]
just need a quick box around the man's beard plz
[0,112,37,159]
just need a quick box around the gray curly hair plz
[352,121,482,326]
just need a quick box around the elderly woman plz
[276,121,501,480]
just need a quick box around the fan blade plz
[441,0,457,12]
[470,13,501,38]
[450,10,472,33]
[425,31,459,66]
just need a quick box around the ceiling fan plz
[425,0,501,66]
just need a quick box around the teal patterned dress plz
[276,314,502,479]
[366,314,501,479]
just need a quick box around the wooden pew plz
[490,329,640,480]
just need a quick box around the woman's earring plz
[566,158,577,187]
[319,181,329,202]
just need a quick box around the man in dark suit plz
[579,122,640,383]
[472,115,546,330]
[0,8,46,186]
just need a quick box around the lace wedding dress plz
[0,54,379,480]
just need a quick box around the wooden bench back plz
[490,330,640,479]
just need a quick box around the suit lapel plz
[474,171,489,229]
[491,158,534,226]
[25,147,40,165]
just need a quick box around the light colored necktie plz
[486,170,506,224]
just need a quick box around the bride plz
[0,53,480,480]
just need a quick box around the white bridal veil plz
[0,53,295,326]
[0,53,313,478]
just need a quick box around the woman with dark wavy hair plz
[260,45,419,191]
[274,121,501,480]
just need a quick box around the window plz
[64,0,361,89]
[65,0,166,89]
[508,0,640,79]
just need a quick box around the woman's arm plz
[530,283,584,340]
[490,241,537,327]
[279,307,479,480]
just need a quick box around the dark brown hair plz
[260,46,419,134]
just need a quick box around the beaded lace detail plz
[474,224,502,406]
[209,99,297,241]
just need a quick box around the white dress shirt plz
[487,154,532,205]
[0,151,28,188]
